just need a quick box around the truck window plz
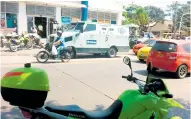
[109,28,114,31]
[84,24,96,32]
[102,28,107,30]
[118,27,126,34]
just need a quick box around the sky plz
[120,0,187,10]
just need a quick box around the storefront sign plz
[98,19,104,23]
[61,17,71,24]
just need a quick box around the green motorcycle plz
[1,57,184,119]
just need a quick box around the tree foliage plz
[167,1,190,33]
[123,5,149,32]
[144,6,166,27]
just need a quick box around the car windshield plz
[147,40,156,47]
[143,39,153,44]
[62,23,85,31]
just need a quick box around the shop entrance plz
[34,17,47,38]
[27,16,55,38]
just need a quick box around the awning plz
[24,1,87,8]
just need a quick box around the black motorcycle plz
[36,43,72,63]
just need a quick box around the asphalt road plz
[0,50,190,119]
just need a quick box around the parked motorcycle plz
[1,33,12,48]
[1,57,184,119]
[28,33,44,49]
[36,42,72,63]
[9,34,33,52]
[0,34,6,47]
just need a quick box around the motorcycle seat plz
[45,100,122,119]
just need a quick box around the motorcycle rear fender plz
[43,50,51,55]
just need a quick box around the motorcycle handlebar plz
[122,75,138,83]
[122,75,173,98]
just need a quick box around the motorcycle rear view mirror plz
[123,56,131,68]
[123,56,133,77]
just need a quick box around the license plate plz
[141,54,144,56]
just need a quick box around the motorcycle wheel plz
[36,51,49,63]
[9,43,18,52]
[60,51,71,62]
[26,40,33,49]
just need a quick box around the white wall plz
[18,1,27,35]
[56,7,61,25]
[88,0,123,12]
[117,11,123,25]
[88,0,123,25]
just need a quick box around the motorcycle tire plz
[60,51,71,62]
[36,51,49,63]
[26,41,33,49]
[9,43,18,52]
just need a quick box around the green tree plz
[144,6,165,27]
[123,5,149,33]
[167,1,190,35]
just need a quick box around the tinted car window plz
[84,24,96,32]
[182,44,191,53]
[143,39,153,44]
[152,42,177,52]
[147,40,156,47]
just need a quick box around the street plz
[0,50,190,119]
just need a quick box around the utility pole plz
[173,1,178,39]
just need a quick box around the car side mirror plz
[80,27,83,33]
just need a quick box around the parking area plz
[0,49,190,119]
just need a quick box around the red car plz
[133,39,156,54]
[146,40,191,78]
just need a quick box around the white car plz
[185,37,191,41]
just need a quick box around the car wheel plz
[176,64,188,79]
[147,63,157,73]
[139,59,144,62]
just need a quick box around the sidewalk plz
[0,48,41,56]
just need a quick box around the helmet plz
[57,30,62,34]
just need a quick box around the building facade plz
[0,1,123,37]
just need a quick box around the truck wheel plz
[176,64,188,79]
[107,47,117,58]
